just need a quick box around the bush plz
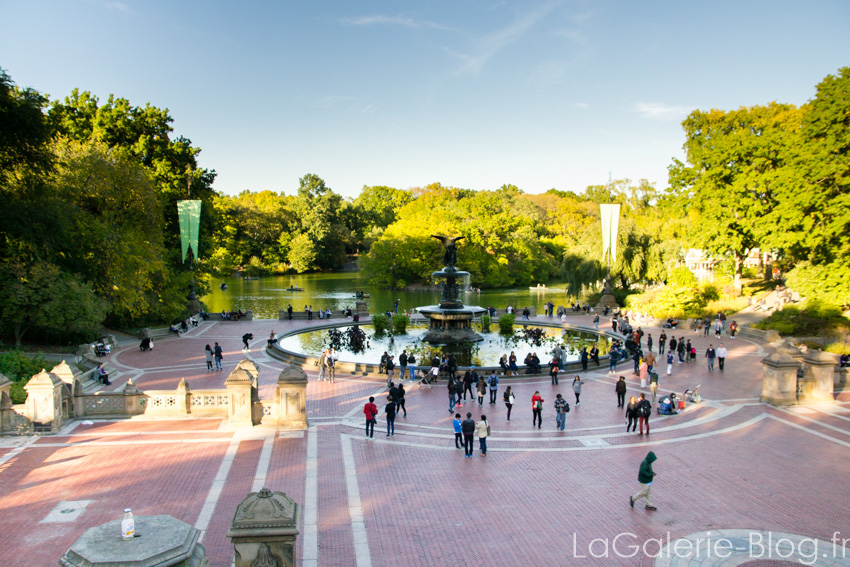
[480,314,491,332]
[0,350,49,404]
[668,266,698,288]
[498,313,515,335]
[752,300,850,336]
[371,313,390,334]
[700,282,721,302]
[391,314,408,334]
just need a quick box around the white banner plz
[600,204,621,263]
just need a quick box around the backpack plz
[489,375,498,387]
[639,402,651,417]
[535,399,543,411]
[564,402,570,413]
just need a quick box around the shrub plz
[0,350,49,404]
[700,282,720,302]
[371,313,390,334]
[668,266,698,288]
[391,314,408,334]
[752,300,850,336]
[498,313,515,335]
[480,314,491,332]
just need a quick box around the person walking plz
[705,344,717,372]
[385,355,395,386]
[593,313,600,330]
[669,337,677,360]
[385,396,397,437]
[685,339,693,363]
[625,396,639,432]
[476,415,490,456]
[318,349,328,382]
[572,376,584,407]
[397,383,407,417]
[649,370,659,402]
[615,376,627,408]
[716,343,728,372]
[363,396,378,440]
[453,413,463,449]
[488,372,499,404]
[531,391,544,429]
[646,334,653,353]
[729,321,738,339]
[447,376,458,413]
[666,352,674,376]
[609,347,618,374]
[327,349,337,383]
[639,359,648,386]
[554,394,569,431]
[214,342,223,371]
[636,393,651,435]
[703,316,711,336]
[629,451,658,511]
[714,319,722,338]
[549,357,560,385]
[504,386,515,421]
[204,344,214,371]
[461,412,476,457]
[658,331,667,355]
[476,373,487,406]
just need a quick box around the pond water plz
[202,273,574,320]
[277,321,610,367]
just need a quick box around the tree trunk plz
[733,254,743,295]
[763,250,772,281]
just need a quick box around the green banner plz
[177,200,202,262]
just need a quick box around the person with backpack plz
[615,376,627,408]
[549,356,560,385]
[625,395,639,432]
[363,396,378,440]
[503,386,515,421]
[629,451,658,511]
[385,396,397,437]
[636,393,652,435]
[461,412,476,457]
[488,373,499,404]
[452,413,463,449]
[475,415,490,456]
[554,394,570,431]
[531,391,544,429]
[398,350,408,380]
[407,353,416,381]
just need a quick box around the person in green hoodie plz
[630,451,658,511]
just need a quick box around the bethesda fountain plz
[416,235,487,344]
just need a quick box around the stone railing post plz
[799,350,836,404]
[123,379,145,416]
[227,487,300,567]
[836,367,850,392]
[225,363,255,427]
[275,366,307,429]
[176,378,192,415]
[760,349,800,406]
[0,372,13,434]
[24,369,64,433]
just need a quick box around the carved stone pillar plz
[227,487,300,567]
[0,372,13,434]
[760,349,800,406]
[275,367,307,430]
[175,378,192,415]
[799,350,836,404]
[226,365,255,427]
[24,369,64,433]
[123,379,145,416]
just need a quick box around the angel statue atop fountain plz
[432,235,464,269]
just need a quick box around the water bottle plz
[121,508,135,540]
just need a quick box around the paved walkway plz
[1,314,848,566]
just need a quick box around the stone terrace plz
[1,314,849,566]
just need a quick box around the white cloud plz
[634,102,694,121]
[575,102,589,109]
[101,1,130,12]
[340,15,452,31]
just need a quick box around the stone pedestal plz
[228,487,300,567]
[798,350,836,404]
[355,300,368,315]
[836,367,850,392]
[760,349,800,406]
[276,367,307,430]
[595,294,620,311]
[0,371,12,434]
[60,515,208,567]
[175,378,192,415]
[24,369,64,433]
[122,379,146,416]
[226,363,256,427]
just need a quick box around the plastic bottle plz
[121,508,135,540]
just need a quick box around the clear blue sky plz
[2,0,848,199]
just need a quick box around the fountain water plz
[416,236,487,344]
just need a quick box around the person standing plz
[685,339,693,363]
[363,397,378,440]
[204,344,214,371]
[531,391,544,429]
[658,331,667,355]
[397,383,407,417]
[677,338,686,363]
[328,349,337,383]
[625,396,639,432]
[407,353,416,381]
[476,374,487,406]
[475,415,490,456]
[572,376,584,407]
[715,318,722,338]
[729,321,738,339]
[669,337,677,360]
[646,334,653,354]
[615,376,627,408]
[716,343,728,372]
[385,355,395,386]
[463,368,476,401]
[609,347,618,374]
[666,352,674,376]
[453,413,463,449]
[318,349,328,382]
[393,298,399,314]
[549,357,560,385]
[385,396,397,437]
[580,348,589,372]
[639,359,648,386]
[399,350,408,381]
[636,393,651,435]
[649,371,659,403]
[287,304,293,320]
[705,344,717,372]
[630,451,658,511]
[554,394,569,431]
[447,376,458,413]
[488,372,499,404]
[461,412,476,457]
[504,386,515,421]
[593,313,600,329]
[214,342,223,371]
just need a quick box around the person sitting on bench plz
[95,363,111,386]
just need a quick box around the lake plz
[202,273,574,319]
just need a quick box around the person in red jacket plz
[363,396,378,440]
[531,391,544,429]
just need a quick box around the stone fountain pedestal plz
[416,262,486,344]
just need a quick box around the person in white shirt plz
[716,343,728,373]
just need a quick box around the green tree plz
[0,68,52,177]
[288,233,317,273]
